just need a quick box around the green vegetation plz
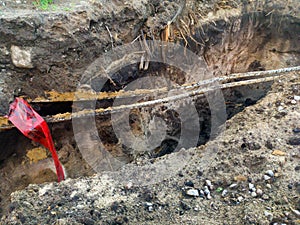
[33,0,54,10]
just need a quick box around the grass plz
[33,0,54,10]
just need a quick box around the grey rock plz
[256,189,263,196]
[229,183,238,189]
[265,170,274,177]
[294,95,300,101]
[251,192,257,197]
[262,194,269,200]
[221,189,228,197]
[264,175,271,181]
[186,189,199,197]
[10,45,34,68]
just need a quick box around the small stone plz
[271,150,286,156]
[249,183,255,190]
[264,211,273,218]
[145,202,153,207]
[293,128,300,133]
[199,190,205,198]
[291,100,297,104]
[288,183,293,189]
[256,189,263,196]
[184,180,194,187]
[125,182,133,189]
[265,170,274,177]
[291,208,300,217]
[229,183,238,189]
[264,175,271,181]
[186,189,199,197]
[288,137,300,146]
[251,192,257,197]
[234,175,247,182]
[204,186,210,196]
[262,194,269,200]
[76,204,85,210]
[180,201,191,210]
[221,189,228,197]
[237,196,243,202]
[206,194,212,200]
[205,180,212,188]
[278,106,284,111]
[11,45,34,68]
[294,95,300,101]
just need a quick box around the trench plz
[0,11,299,215]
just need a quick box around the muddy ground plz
[0,0,299,224]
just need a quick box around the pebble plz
[229,183,238,189]
[186,189,199,197]
[271,149,286,156]
[262,194,269,200]
[234,175,247,182]
[264,211,273,218]
[204,186,210,196]
[145,202,153,212]
[293,128,300,133]
[249,183,256,192]
[264,175,271,181]
[256,189,263,196]
[205,180,213,189]
[221,189,228,197]
[291,208,300,217]
[294,95,300,101]
[76,204,85,210]
[184,180,194,187]
[249,183,255,190]
[277,106,284,111]
[265,170,274,177]
[291,100,297,104]
[288,137,300,145]
[199,189,205,198]
[125,182,133,189]
[237,196,243,202]
[251,192,257,197]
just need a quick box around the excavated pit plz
[0,9,299,216]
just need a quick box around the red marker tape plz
[7,98,65,182]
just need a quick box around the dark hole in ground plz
[0,11,299,216]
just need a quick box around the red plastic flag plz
[7,98,65,182]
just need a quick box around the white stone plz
[291,100,297,105]
[11,45,34,68]
[221,189,228,197]
[251,192,257,197]
[229,183,238,188]
[264,175,271,181]
[186,189,199,197]
[294,95,300,101]
[249,183,255,190]
[265,170,274,177]
[256,189,263,195]
[237,196,243,202]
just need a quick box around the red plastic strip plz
[7,98,65,182]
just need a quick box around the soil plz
[0,0,299,224]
